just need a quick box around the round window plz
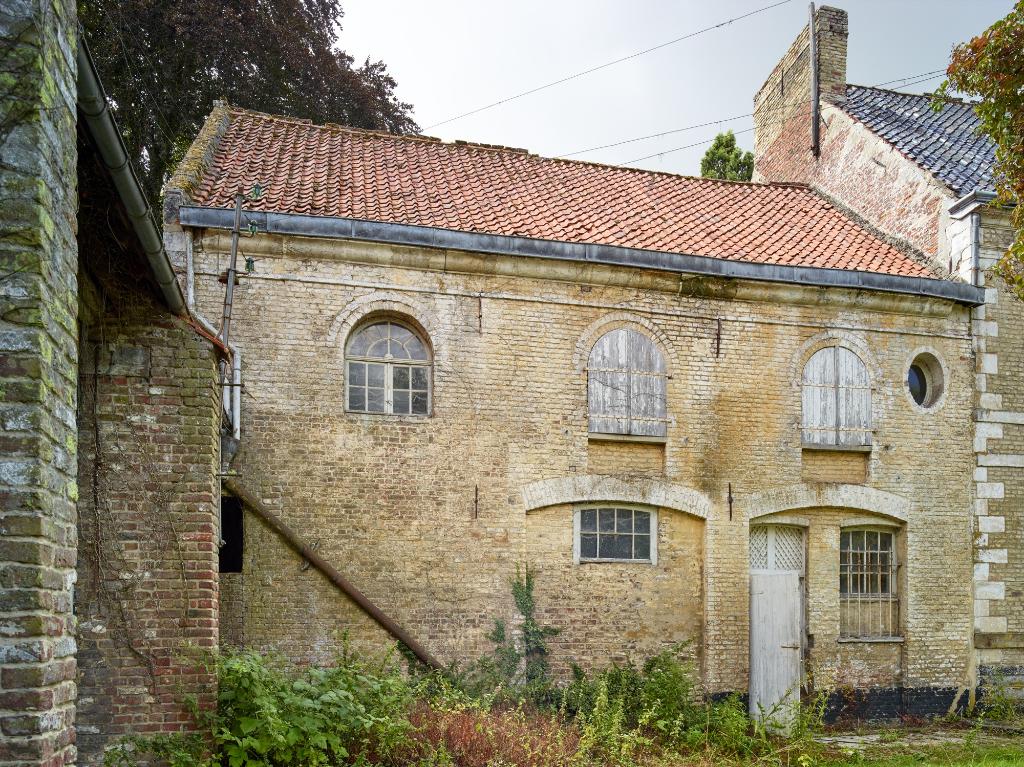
[906,353,944,409]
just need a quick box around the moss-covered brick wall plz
[0,2,79,764]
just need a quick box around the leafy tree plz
[938,1,1024,295]
[700,131,754,181]
[79,0,417,207]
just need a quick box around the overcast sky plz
[342,0,1012,176]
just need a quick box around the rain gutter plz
[76,36,187,316]
[179,206,986,307]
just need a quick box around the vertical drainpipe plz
[232,351,242,441]
[809,2,820,158]
[971,211,982,287]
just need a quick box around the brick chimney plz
[753,5,848,160]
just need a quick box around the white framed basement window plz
[839,527,901,640]
[345,319,432,416]
[573,505,658,565]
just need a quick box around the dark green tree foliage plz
[938,1,1024,297]
[700,130,754,181]
[80,0,417,206]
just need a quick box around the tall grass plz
[106,566,834,767]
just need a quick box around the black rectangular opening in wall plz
[219,496,243,573]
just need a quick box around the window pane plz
[393,391,410,414]
[634,512,650,534]
[393,365,410,390]
[634,534,650,560]
[367,363,386,387]
[411,366,428,390]
[347,325,377,356]
[581,510,597,532]
[348,387,365,411]
[616,509,633,533]
[367,387,386,413]
[599,509,615,532]
[412,392,428,415]
[360,324,390,358]
[348,361,366,386]
[405,336,428,361]
[599,534,632,560]
[580,534,597,559]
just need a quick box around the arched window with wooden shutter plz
[588,329,667,437]
[801,346,872,446]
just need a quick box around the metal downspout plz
[76,36,186,316]
[971,212,982,288]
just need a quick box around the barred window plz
[840,529,899,638]
[802,346,872,447]
[576,507,656,563]
[588,329,667,437]
[346,320,431,415]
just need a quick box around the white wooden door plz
[749,525,804,732]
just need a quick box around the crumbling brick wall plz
[0,2,80,764]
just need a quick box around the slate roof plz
[840,85,995,197]
[186,106,935,278]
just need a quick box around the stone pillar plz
[0,1,79,764]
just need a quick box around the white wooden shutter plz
[801,346,871,446]
[837,347,872,446]
[588,329,667,437]
[627,331,667,437]
[588,330,630,434]
[801,347,838,445]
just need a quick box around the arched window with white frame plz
[345,319,431,415]
[588,328,667,437]
[801,346,871,447]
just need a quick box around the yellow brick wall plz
[191,233,976,694]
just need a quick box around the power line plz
[558,69,948,161]
[623,127,755,166]
[557,113,752,158]
[423,0,794,130]
[619,71,948,167]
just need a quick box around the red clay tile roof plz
[187,107,934,278]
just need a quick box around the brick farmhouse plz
[0,4,1020,766]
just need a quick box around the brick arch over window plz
[521,475,711,520]
[790,330,879,388]
[326,292,439,352]
[740,484,910,524]
[572,313,675,372]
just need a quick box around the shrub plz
[562,646,696,734]
[105,647,413,767]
